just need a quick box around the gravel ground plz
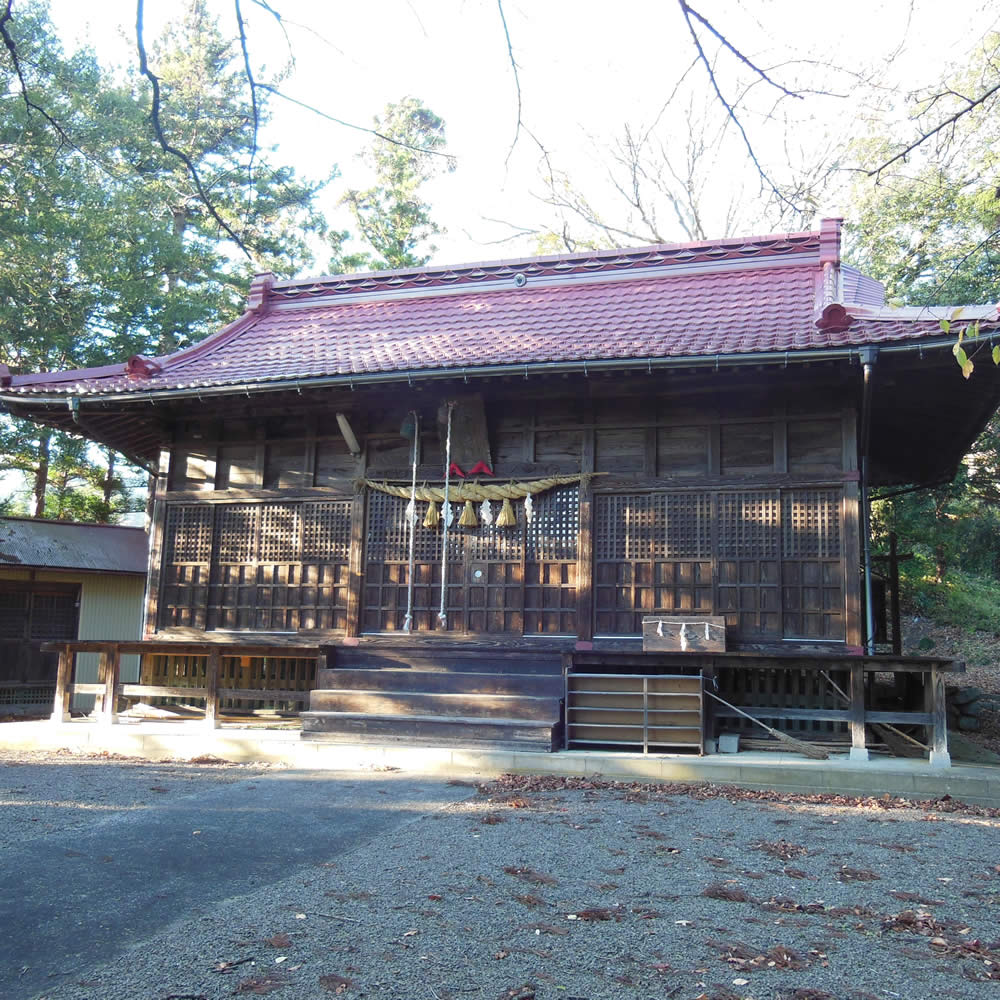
[3,751,1000,1000]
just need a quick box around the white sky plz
[44,0,1000,268]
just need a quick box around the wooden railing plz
[565,649,965,767]
[43,641,326,729]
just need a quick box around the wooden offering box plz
[642,615,727,653]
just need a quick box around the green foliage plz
[898,552,1000,636]
[0,0,329,519]
[845,34,1000,307]
[330,97,455,272]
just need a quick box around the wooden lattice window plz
[159,500,351,632]
[524,487,578,635]
[164,505,213,563]
[302,502,352,562]
[0,585,79,643]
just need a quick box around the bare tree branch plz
[257,83,454,158]
[680,1,803,101]
[234,0,260,194]
[0,0,77,147]
[135,0,251,257]
[676,0,798,212]
[871,81,1000,177]
[496,0,523,168]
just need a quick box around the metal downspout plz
[858,347,879,655]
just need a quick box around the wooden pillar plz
[143,448,171,638]
[204,648,221,729]
[841,408,863,651]
[345,485,366,638]
[98,645,121,726]
[51,645,72,723]
[848,661,868,761]
[560,650,573,750]
[576,420,595,643]
[926,667,951,768]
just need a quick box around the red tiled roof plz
[3,220,997,398]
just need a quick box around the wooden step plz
[324,646,564,675]
[300,711,559,751]
[309,689,561,721]
[314,668,563,697]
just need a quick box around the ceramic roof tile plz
[5,221,996,397]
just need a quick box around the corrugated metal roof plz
[0,518,148,575]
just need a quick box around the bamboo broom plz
[704,689,829,760]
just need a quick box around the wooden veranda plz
[44,636,963,767]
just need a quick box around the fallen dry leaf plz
[513,893,544,907]
[752,839,808,860]
[496,985,535,1000]
[319,972,354,993]
[702,883,752,903]
[835,866,881,882]
[237,974,284,994]
[569,907,621,922]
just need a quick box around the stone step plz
[309,688,561,721]
[314,668,563,698]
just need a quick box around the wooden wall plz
[150,373,861,648]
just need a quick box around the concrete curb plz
[4,718,1000,807]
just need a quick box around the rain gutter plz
[858,346,879,656]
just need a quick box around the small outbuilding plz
[0,518,148,713]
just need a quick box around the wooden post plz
[205,648,221,729]
[143,448,171,637]
[576,420,595,642]
[927,667,951,768]
[346,485,366,638]
[98,645,121,726]
[841,409,863,650]
[51,645,72,723]
[561,650,573,750]
[848,661,868,761]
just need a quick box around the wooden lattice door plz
[594,492,714,635]
[362,487,578,635]
[594,489,845,643]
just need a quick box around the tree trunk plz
[32,431,50,518]
[935,543,947,584]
